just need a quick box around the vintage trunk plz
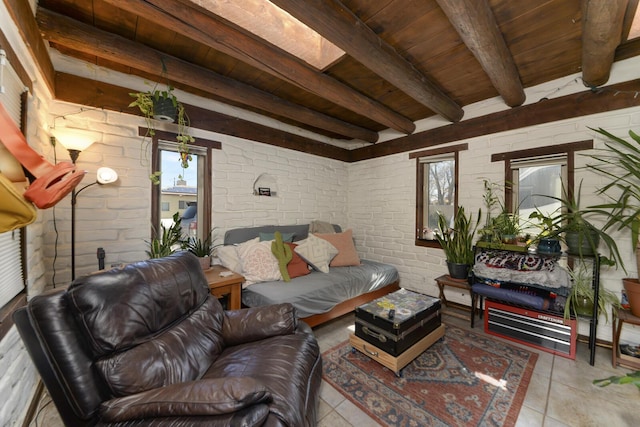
[355,289,441,356]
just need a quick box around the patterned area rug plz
[322,325,537,426]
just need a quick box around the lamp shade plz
[96,167,118,184]
[53,128,96,152]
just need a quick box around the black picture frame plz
[258,187,271,196]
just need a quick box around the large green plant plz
[528,181,621,268]
[436,206,481,265]
[585,128,640,262]
[563,261,620,322]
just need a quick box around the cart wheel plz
[351,347,357,354]
[395,370,403,378]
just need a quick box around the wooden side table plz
[204,265,244,310]
[435,274,473,325]
[612,307,640,370]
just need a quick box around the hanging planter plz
[152,96,177,122]
[129,85,195,182]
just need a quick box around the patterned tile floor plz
[29,312,640,427]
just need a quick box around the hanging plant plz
[128,85,195,181]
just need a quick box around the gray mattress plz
[241,259,399,318]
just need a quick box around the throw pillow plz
[259,232,295,242]
[285,243,311,279]
[216,245,243,274]
[237,239,282,286]
[314,229,361,267]
[309,220,336,234]
[294,234,338,273]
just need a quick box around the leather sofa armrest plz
[222,303,297,346]
[100,377,271,423]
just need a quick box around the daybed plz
[13,252,321,426]
[219,223,400,327]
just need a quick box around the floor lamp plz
[57,131,118,280]
[70,167,118,280]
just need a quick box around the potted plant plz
[564,260,620,322]
[146,212,183,258]
[436,206,481,280]
[527,181,621,267]
[129,85,195,179]
[586,127,640,316]
[184,229,220,271]
[477,179,524,246]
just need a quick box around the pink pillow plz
[314,229,361,267]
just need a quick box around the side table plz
[204,265,244,310]
[612,307,640,370]
[435,274,473,326]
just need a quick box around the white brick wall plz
[0,327,38,427]
[348,106,640,343]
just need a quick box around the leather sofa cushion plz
[100,377,271,422]
[66,252,210,355]
[96,297,225,396]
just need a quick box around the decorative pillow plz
[309,220,336,234]
[294,234,338,273]
[314,229,361,267]
[285,243,311,279]
[236,239,282,286]
[259,232,295,242]
[216,245,243,274]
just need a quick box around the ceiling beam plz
[227,0,464,123]
[581,0,628,87]
[54,72,351,162]
[350,78,640,161]
[435,0,525,107]
[3,0,54,94]
[36,7,378,143]
[104,0,416,134]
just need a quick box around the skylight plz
[205,0,344,70]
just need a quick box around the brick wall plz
[348,106,640,343]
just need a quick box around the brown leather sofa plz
[13,252,322,426]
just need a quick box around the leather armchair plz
[13,252,321,426]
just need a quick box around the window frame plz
[492,140,594,217]
[412,143,468,248]
[149,130,221,242]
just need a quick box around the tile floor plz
[30,313,640,427]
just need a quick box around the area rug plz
[322,325,537,427]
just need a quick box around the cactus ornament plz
[271,231,293,281]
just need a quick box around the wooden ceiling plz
[31,0,640,154]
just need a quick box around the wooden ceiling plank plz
[125,0,414,133]
[36,7,378,143]
[581,0,628,87]
[435,0,526,107]
[270,0,464,122]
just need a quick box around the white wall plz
[348,106,640,343]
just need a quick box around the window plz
[153,140,211,241]
[492,141,594,234]
[512,157,566,235]
[150,132,221,243]
[411,144,467,247]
